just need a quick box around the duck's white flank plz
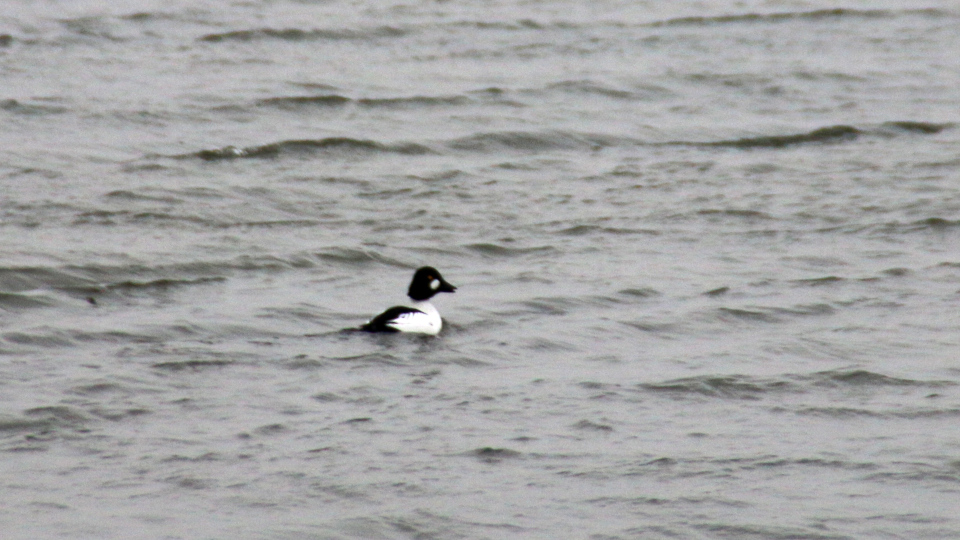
[385,300,442,335]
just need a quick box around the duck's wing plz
[359,306,425,333]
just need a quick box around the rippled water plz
[2,1,960,538]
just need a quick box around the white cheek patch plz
[430,278,441,290]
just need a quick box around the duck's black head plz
[408,266,456,301]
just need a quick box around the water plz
[2,1,960,538]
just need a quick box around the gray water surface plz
[2,1,960,538]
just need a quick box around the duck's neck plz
[410,299,437,314]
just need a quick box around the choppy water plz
[3,1,960,538]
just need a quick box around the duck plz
[360,266,456,335]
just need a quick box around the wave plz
[151,359,235,371]
[703,286,730,297]
[869,217,960,235]
[198,26,407,43]
[17,9,953,51]
[3,325,212,349]
[810,369,955,388]
[618,454,959,497]
[488,289,636,318]
[448,130,630,152]
[638,370,954,400]
[189,138,433,160]
[72,208,322,230]
[672,123,950,150]
[790,276,846,286]
[697,125,861,149]
[793,407,960,419]
[452,123,945,153]
[546,80,649,100]
[104,189,186,203]
[556,224,660,236]
[0,292,59,309]
[448,19,552,31]
[4,403,146,449]
[467,447,523,463]
[464,243,559,258]
[257,95,352,109]
[257,94,473,110]
[696,523,854,540]
[56,16,132,42]
[713,303,836,324]
[177,121,947,163]
[715,307,783,323]
[573,419,615,432]
[0,266,101,294]
[0,254,330,302]
[314,248,404,267]
[360,95,473,108]
[640,375,793,400]
[96,276,226,293]
[697,209,773,219]
[881,121,953,134]
[646,8,950,28]
[0,406,88,434]
[73,210,211,227]
[905,217,960,231]
[0,99,68,116]
[323,352,407,366]
[618,288,662,298]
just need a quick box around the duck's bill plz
[439,280,457,293]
